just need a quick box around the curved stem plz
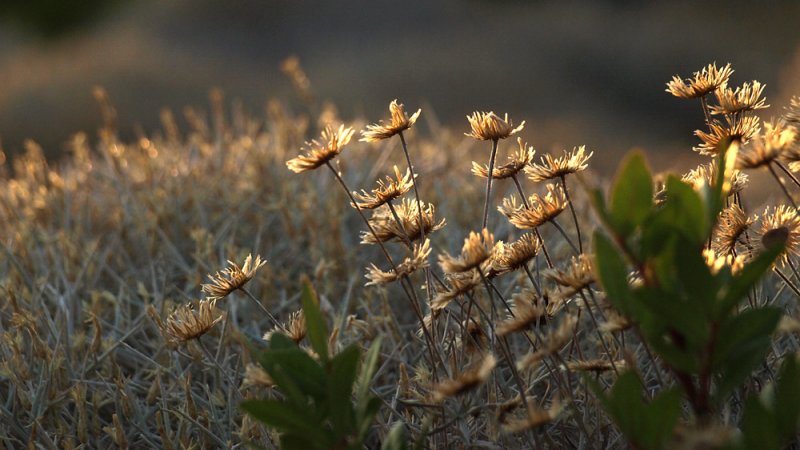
[482,139,499,230]
[560,175,583,253]
[511,173,553,268]
[768,163,798,208]
[549,218,580,255]
[240,287,280,327]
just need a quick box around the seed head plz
[517,314,577,370]
[498,184,568,229]
[361,199,445,244]
[432,354,496,402]
[710,80,768,115]
[263,310,306,343]
[702,249,747,275]
[465,111,524,141]
[566,359,624,373]
[714,204,754,255]
[430,270,482,311]
[737,121,797,169]
[439,229,495,274]
[694,115,761,156]
[491,233,542,275]
[666,63,734,99]
[242,363,275,388]
[682,160,749,196]
[496,289,547,337]
[760,205,800,265]
[545,254,595,295]
[166,298,224,343]
[360,99,421,142]
[365,239,430,285]
[202,254,266,299]
[286,124,355,173]
[471,138,535,179]
[525,146,592,182]
[784,96,800,124]
[502,399,563,434]
[352,166,413,209]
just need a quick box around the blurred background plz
[1,0,800,174]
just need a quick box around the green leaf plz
[241,399,329,445]
[261,344,328,400]
[741,394,782,450]
[648,176,708,247]
[381,422,408,450]
[610,152,653,236]
[593,231,633,315]
[356,396,383,442]
[328,344,361,436]
[707,139,738,221]
[356,336,382,406]
[716,243,784,318]
[300,276,329,363]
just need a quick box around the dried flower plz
[465,112,524,141]
[694,115,761,156]
[784,96,800,124]
[491,233,542,275]
[760,205,800,265]
[360,100,421,142]
[352,166,413,209]
[286,124,355,173]
[472,138,535,179]
[430,270,482,311]
[166,299,224,343]
[439,229,495,274]
[242,363,275,388]
[599,310,632,333]
[666,63,734,99]
[432,354,496,401]
[710,81,768,115]
[362,199,445,244]
[498,184,568,229]
[525,146,592,182]
[496,289,547,337]
[502,399,563,433]
[682,160,748,196]
[714,204,754,255]
[365,239,430,285]
[263,310,306,343]
[202,254,266,299]
[566,359,625,373]
[517,314,577,370]
[737,121,797,169]
[545,254,595,294]
[702,249,747,275]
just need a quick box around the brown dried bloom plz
[784,96,800,124]
[517,314,577,370]
[439,229,495,274]
[202,254,266,299]
[492,233,542,275]
[472,137,535,179]
[465,111,525,141]
[566,359,625,373]
[280,55,313,103]
[682,160,749,196]
[545,254,595,293]
[362,198,445,244]
[430,270,482,311]
[737,121,797,169]
[694,115,761,156]
[702,249,747,275]
[599,310,632,333]
[502,399,563,434]
[496,289,547,337]
[286,124,355,173]
[710,81,768,115]
[365,239,430,285]
[361,99,421,142]
[243,363,275,388]
[498,184,568,229]
[760,205,800,264]
[714,204,754,255]
[263,310,306,343]
[432,354,496,402]
[666,63,734,99]
[525,145,593,182]
[352,166,413,209]
[166,299,224,343]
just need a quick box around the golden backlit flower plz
[525,146,592,182]
[432,354,496,402]
[465,112,525,141]
[694,115,761,156]
[498,184,568,230]
[502,399,563,434]
[491,233,542,275]
[737,121,797,169]
[166,298,224,343]
[702,249,747,275]
[496,289,547,337]
[286,124,355,173]
[760,205,800,264]
[666,63,734,99]
[361,199,445,244]
[430,270,481,311]
[263,310,306,343]
[517,314,577,370]
[471,138,535,179]
[710,81,768,115]
[714,204,754,255]
[352,166,413,209]
[360,99,421,142]
[365,239,430,285]
[202,254,266,299]
[783,96,800,124]
[682,160,749,196]
[439,229,495,274]
[545,254,595,294]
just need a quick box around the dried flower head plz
[502,399,563,434]
[666,63,734,99]
[202,254,266,299]
[599,311,632,333]
[352,166,413,209]
[263,310,307,343]
[430,270,482,311]
[491,233,542,275]
[362,198,445,244]
[465,112,525,141]
[166,298,224,343]
[760,205,800,265]
[517,314,577,370]
[682,160,749,196]
[361,99,421,142]
[496,289,547,337]
[498,184,568,229]
[242,363,275,388]
[546,254,595,294]
[784,96,800,124]
[702,249,747,275]
[432,354,496,401]
[286,124,355,173]
[280,55,313,103]
[365,239,430,285]
[714,204,754,255]
[694,115,761,156]
[525,146,593,182]
[566,359,625,373]
[439,229,495,274]
[737,121,797,169]
[710,81,768,115]
[472,138,535,179]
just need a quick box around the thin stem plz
[560,175,583,253]
[240,287,280,327]
[775,160,800,190]
[197,337,239,395]
[482,139,499,230]
[386,200,413,247]
[549,218,580,255]
[511,174,553,268]
[768,163,798,208]
[523,264,543,297]
[699,95,712,129]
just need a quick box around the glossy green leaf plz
[593,231,633,314]
[716,243,784,318]
[241,399,329,445]
[328,344,360,435]
[300,276,329,363]
[610,152,653,236]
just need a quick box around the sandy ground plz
[1,0,799,176]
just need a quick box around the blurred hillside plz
[1,0,799,175]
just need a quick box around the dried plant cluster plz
[1,59,800,449]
